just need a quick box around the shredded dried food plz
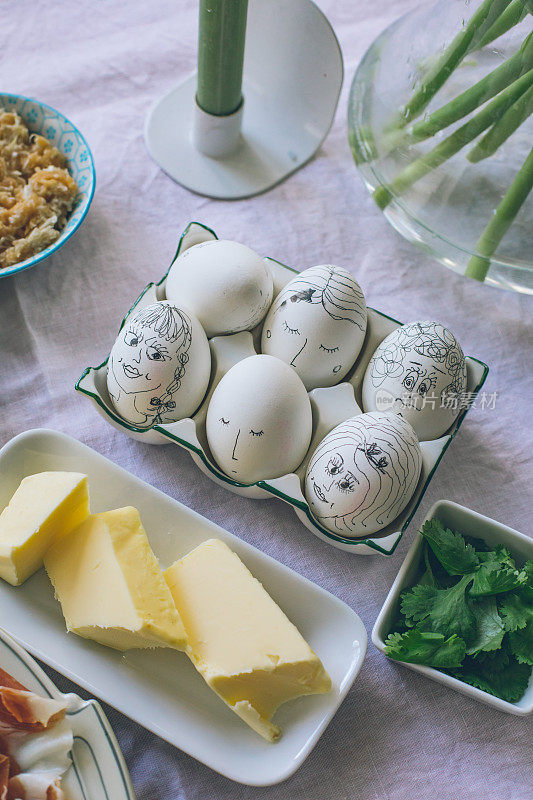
[0,110,78,269]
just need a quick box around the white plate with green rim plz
[76,221,489,556]
[0,428,367,786]
[0,625,135,800]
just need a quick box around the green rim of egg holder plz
[0,93,96,279]
[75,221,489,556]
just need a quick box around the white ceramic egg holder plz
[144,0,343,199]
[77,222,488,556]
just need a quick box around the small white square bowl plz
[372,500,533,716]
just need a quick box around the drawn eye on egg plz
[261,264,367,390]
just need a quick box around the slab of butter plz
[164,538,331,741]
[0,472,89,586]
[45,506,188,652]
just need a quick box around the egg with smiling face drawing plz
[107,300,210,428]
[261,265,367,391]
[206,355,312,484]
[362,320,467,441]
[305,412,422,538]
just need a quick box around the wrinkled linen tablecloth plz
[1,1,532,798]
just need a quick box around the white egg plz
[107,300,210,428]
[206,354,312,483]
[261,265,367,390]
[305,412,422,538]
[165,239,274,337]
[362,320,467,441]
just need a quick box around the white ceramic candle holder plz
[76,222,489,556]
[144,0,343,199]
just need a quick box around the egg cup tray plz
[76,222,488,556]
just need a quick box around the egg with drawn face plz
[305,412,422,538]
[261,265,367,391]
[206,354,312,484]
[362,320,467,441]
[165,239,274,337]
[107,300,210,429]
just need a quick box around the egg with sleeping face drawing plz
[261,265,367,391]
[206,354,312,483]
[362,320,467,441]
[107,300,211,428]
[305,412,422,538]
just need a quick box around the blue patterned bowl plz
[0,93,95,278]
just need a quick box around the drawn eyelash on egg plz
[319,344,339,353]
[220,418,229,425]
[250,429,264,437]
[282,321,300,335]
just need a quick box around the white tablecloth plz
[1,1,532,798]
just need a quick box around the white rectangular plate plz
[0,428,367,786]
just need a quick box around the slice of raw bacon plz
[0,668,72,799]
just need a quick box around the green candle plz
[197,0,249,117]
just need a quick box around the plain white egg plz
[261,264,367,390]
[361,320,467,441]
[165,239,274,337]
[107,300,210,428]
[305,412,422,538]
[206,354,312,483]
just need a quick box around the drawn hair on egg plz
[368,321,466,396]
[273,265,366,331]
[307,413,421,534]
[110,302,193,426]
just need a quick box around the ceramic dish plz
[372,500,533,716]
[76,221,488,556]
[0,625,135,799]
[0,428,367,786]
[0,93,95,279]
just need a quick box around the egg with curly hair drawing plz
[305,412,422,538]
[107,300,210,428]
[362,320,467,441]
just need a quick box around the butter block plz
[0,471,89,586]
[45,507,187,652]
[164,539,331,741]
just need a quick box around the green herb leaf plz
[421,519,479,575]
[509,619,533,665]
[469,560,527,597]
[523,560,533,588]
[451,656,531,703]
[499,590,533,632]
[402,575,476,643]
[466,597,505,655]
[385,629,466,668]
[477,544,516,570]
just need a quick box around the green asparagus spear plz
[398,0,514,126]
[468,81,533,161]
[373,67,533,209]
[406,32,533,142]
[476,0,528,49]
[465,146,533,280]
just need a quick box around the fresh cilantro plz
[466,597,505,655]
[421,519,479,575]
[509,620,533,665]
[469,560,527,597]
[401,574,476,643]
[499,589,533,632]
[385,630,466,668]
[450,654,531,703]
[523,560,533,587]
[384,518,533,703]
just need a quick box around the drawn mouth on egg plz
[123,364,142,378]
[395,397,421,412]
[312,482,327,503]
